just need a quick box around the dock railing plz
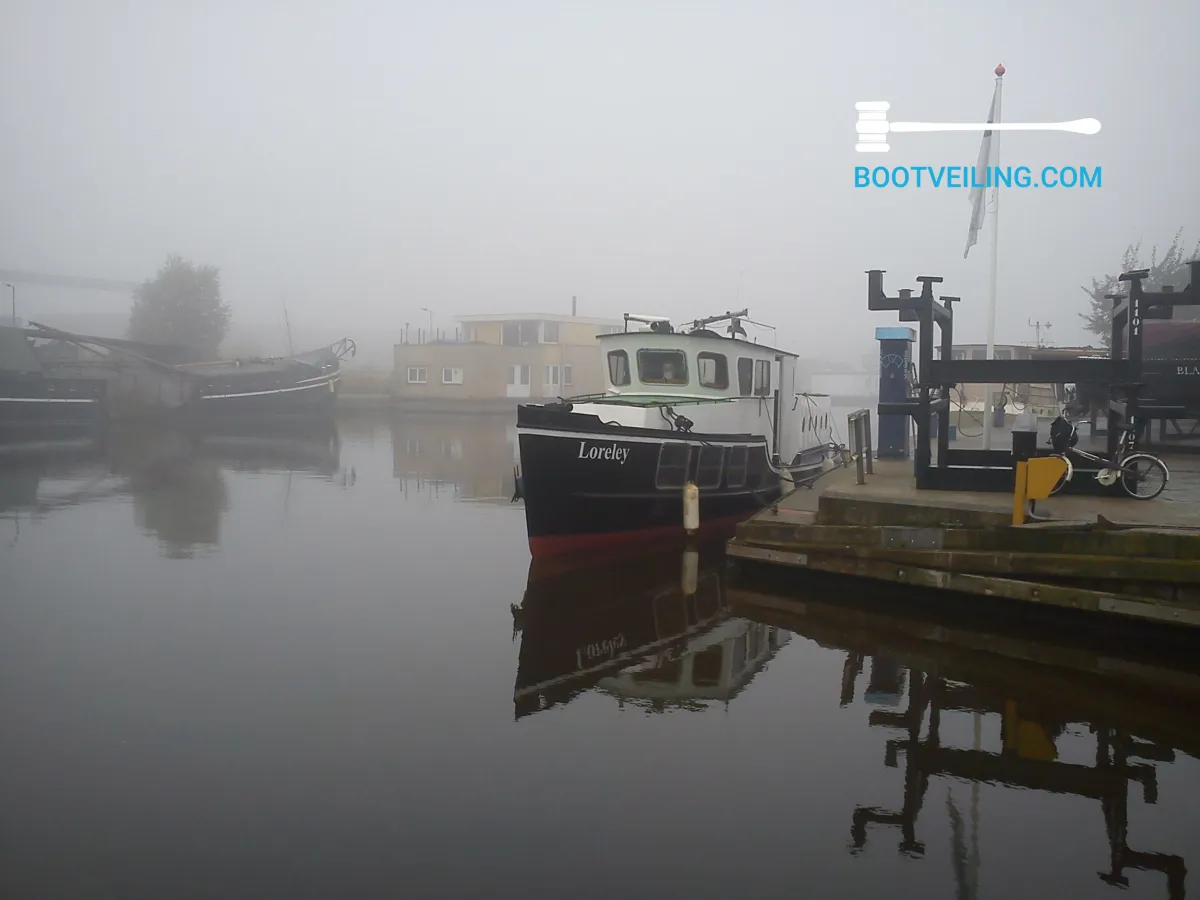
[847,408,874,484]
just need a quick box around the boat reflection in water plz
[513,545,790,719]
[0,420,347,557]
[729,571,1200,900]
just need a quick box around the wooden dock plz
[726,457,1200,630]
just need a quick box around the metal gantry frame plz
[865,262,1200,492]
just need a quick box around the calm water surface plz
[2,414,1198,899]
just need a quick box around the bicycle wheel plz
[1118,453,1169,500]
[1048,455,1073,496]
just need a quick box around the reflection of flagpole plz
[981,66,1005,451]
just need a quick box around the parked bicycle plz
[1046,415,1169,500]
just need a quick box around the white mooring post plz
[683,482,700,535]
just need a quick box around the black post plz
[937,296,959,466]
[772,384,782,466]
[913,277,940,484]
[1107,290,1127,458]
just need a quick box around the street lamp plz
[420,307,433,342]
[2,283,14,326]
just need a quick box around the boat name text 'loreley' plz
[578,442,631,464]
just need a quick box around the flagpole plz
[982,64,1005,452]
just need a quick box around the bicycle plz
[1046,415,1169,500]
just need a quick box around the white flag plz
[964,82,1000,259]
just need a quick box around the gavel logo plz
[855,101,1101,153]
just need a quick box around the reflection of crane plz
[844,655,1187,900]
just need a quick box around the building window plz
[608,350,630,386]
[545,365,560,386]
[542,321,559,343]
[753,360,771,396]
[563,365,573,386]
[601,325,623,334]
[502,321,540,346]
[697,352,729,389]
[406,437,421,455]
[442,367,463,384]
[407,367,427,384]
[737,358,754,395]
[507,364,530,386]
[441,438,463,459]
[637,349,688,385]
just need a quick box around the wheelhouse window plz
[753,359,771,396]
[737,358,754,395]
[608,350,631,386]
[697,352,729,390]
[637,349,688,385]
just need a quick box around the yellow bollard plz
[1012,461,1028,526]
[1012,456,1070,525]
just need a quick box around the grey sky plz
[2,0,1197,363]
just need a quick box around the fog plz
[2,0,1197,367]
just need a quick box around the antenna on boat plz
[685,309,750,336]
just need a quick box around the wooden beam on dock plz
[726,540,1200,628]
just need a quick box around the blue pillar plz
[875,326,915,459]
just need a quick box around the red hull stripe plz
[528,512,752,559]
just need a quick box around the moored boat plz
[514,309,841,559]
[0,325,106,435]
[179,338,356,420]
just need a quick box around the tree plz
[129,254,231,360]
[1080,228,1200,348]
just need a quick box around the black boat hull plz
[191,373,339,420]
[0,374,106,436]
[516,404,783,559]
